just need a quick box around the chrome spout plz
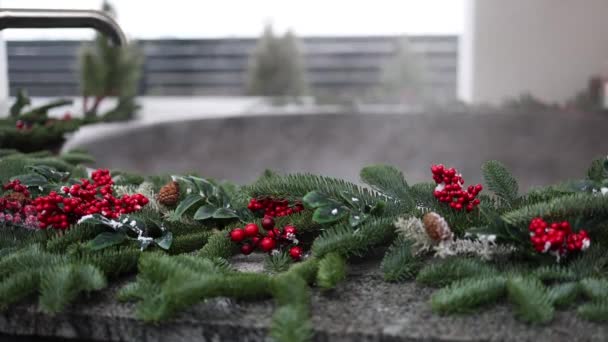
[0,8,127,45]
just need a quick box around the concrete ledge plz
[0,256,606,341]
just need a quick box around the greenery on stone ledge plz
[0,151,607,342]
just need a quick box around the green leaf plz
[173,194,204,219]
[10,173,48,187]
[193,204,216,220]
[587,158,608,182]
[302,191,335,208]
[27,165,70,183]
[212,207,238,219]
[312,205,348,224]
[88,232,127,251]
[154,232,173,250]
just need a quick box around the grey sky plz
[1,0,464,40]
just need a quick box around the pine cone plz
[5,192,29,204]
[423,212,453,242]
[157,181,180,206]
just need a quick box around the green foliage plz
[246,172,384,207]
[59,151,95,165]
[265,252,293,274]
[360,164,413,206]
[270,304,313,342]
[502,193,608,228]
[198,230,236,259]
[311,217,395,258]
[532,265,576,283]
[168,232,211,255]
[579,278,608,300]
[381,238,422,282]
[79,1,142,121]
[316,252,346,290]
[416,258,497,287]
[577,300,608,322]
[587,157,608,183]
[431,276,507,314]
[547,282,580,308]
[506,277,554,324]
[170,175,244,224]
[39,264,106,314]
[482,160,519,207]
[303,190,383,227]
[246,24,308,101]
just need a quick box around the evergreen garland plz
[1,148,608,341]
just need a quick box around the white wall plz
[460,0,608,105]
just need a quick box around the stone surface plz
[0,255,606,342]
[66,111,608,190]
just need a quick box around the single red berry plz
[259,237,277,252]
[230,228,245,242]
[283,225,297,236]
[244,223,260,237]
[15,120,24,129]
[240,243,254,255]
[289,246,303,261]
[261,216,275,230]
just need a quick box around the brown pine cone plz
[422,212,453,242]
[5,192,29,204]
[157,181,180,206]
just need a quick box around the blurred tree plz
[79,1,142,121]
[246,25,308,102]
[379,37,425,103]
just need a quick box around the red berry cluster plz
[247,197,304,217]
[431,164,482,212]
[529,218,590,257]
[0,180,39,229]
[33,169,149,230]
[229,216,304,261]
[3,179,30,197]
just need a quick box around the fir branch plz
[46,223,106,253]
[75,247,140,278]
[245,173,385,205]
[360,164,414,208]
[506,276,554,324]
[532,265,576,283]
[547,282,580,308]
[265,252,293,274]
[316,252,347,290]
[381,238,423,282]
[577,300,608,322]
[482,160,519,207]
[311,217,395,258]
[39,264,106,314]
[197,230,236,259]
[168,231,211,255]
[579,278,608,300]
[270,305,313,342]
[0,270,40,309]
[284,257,319,284]
[416,257,497,287]
[567,245,608,278]
[502,193,608,228]
[270,273,313,342]
[431,276,506,314]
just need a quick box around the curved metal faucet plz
[0,8,127,45]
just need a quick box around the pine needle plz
[381,238,422,282]
[316,252,347,290]
[506,276,554,324]
[431,276,506,314]
[417,257,497,287]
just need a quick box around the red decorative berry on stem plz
[240,243,254,255]
[244,223,260,237]
[230,228,245,242]
[289,246,303,261]
[260,237,277,252]
[283,225,297,236]
[261,216,275,230]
